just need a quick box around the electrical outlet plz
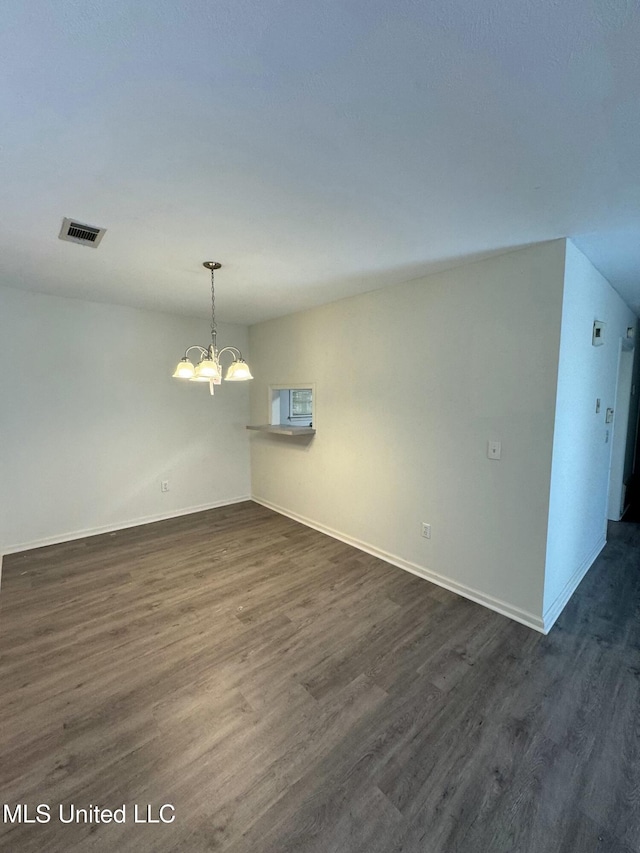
[161,480,169,492]
[421,522,431,539]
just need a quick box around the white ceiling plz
[2,0,640,325]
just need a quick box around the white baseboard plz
[0,495,251,558]
[542,535,606,633]
[253,496,545,633]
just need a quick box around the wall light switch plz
[592,320,605,346]
[606,408,614,424]
[487,440,502,460]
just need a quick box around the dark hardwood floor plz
[0,501,638,853]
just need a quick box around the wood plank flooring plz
[0,501,639,852]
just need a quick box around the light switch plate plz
[592,320,605,346]
[487,440,502,460]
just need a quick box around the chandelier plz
[172,262,253,395]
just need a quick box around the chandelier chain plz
[210,265,217,347]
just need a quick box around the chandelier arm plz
[217,345,243,362]
[184,345,210,359]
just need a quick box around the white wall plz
[0,286,251,553]
[543,241,638,626]
[249,241,567,630]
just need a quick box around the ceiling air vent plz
[58,217,107,248]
